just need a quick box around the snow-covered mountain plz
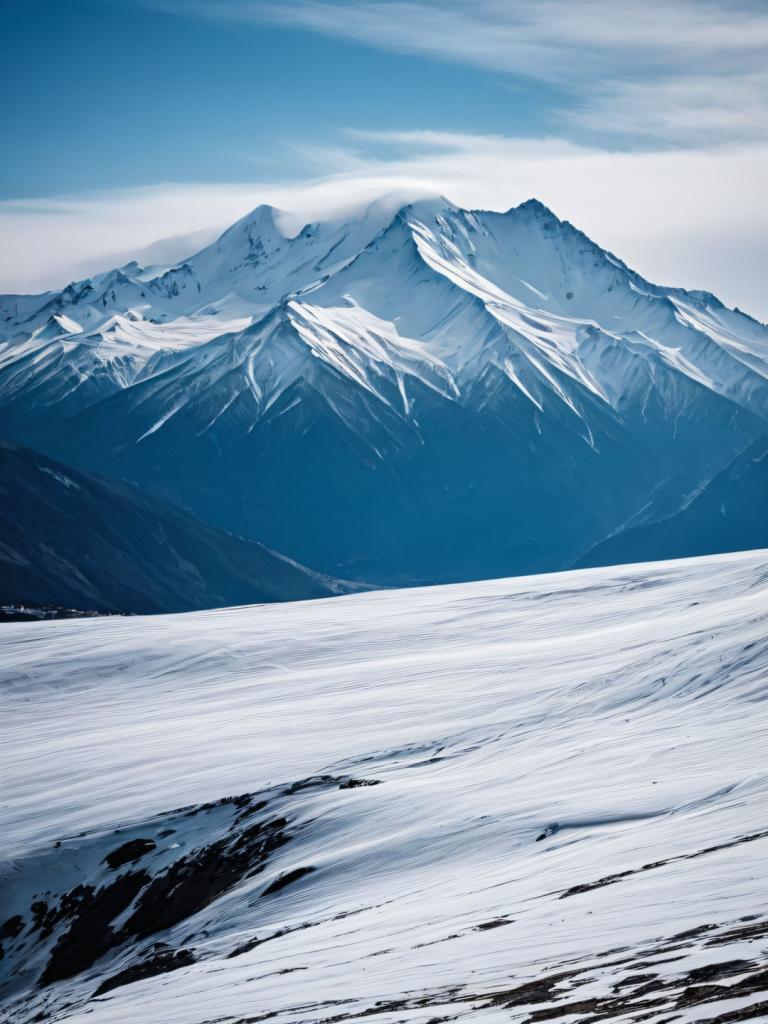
[2,549,767,1023]
[2,196,766,583]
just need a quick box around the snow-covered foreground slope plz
[2,551,768,1023]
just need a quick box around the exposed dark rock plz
[236,800,268,822]
[338,779,381,790]
[686,959,755,983]
[670,923,717,941]
[227,935,264,959]
[0,915,23,940]
[284,775,343,795]
[675,965,768,1010]
[561,829,768,898]
[122,816,290,939]
[526,998,602,1021]
[33,885,131,943]
[226,914,329,959]
[481,971,577,1008]
[612,972,658,990]
[705,998,768,1022]
[186,793,264,817]
[261,866,316,898]
[104,839,157,870]
[706,916,768,946]
[93,947,196,996]
[536,823,560,842]
[30,902,49,932]
[230,794,253,809]
[560,869,635,898]
[3,789,306,1011]
[41,871,150,985]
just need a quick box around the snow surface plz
[2,550,768,1023]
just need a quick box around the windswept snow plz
[2,550,767,1023]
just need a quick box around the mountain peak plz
[511,198,561,222]
[221,202,286,241]
[399,194,460,221]
[2,186,767,602]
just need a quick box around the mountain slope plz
[2,550,767,1023]
[576,435,768,568]
[0,439,353,614]
[1,195,767,584]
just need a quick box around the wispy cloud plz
[2,130,766,319]
[150,0,768,143]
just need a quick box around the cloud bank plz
[4,2,763,317]
[2,132,766,320]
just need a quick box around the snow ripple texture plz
[2,549,768,1023]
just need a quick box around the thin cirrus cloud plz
[150,0,768,142]
[2,130,766,320]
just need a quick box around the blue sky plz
[1,0,563,198]
[2,0,766,317]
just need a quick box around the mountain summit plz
[1,196,766,585]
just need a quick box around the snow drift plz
[2,549,767,1023]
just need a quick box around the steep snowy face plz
[286,197,768,427]
[400,199,768,418]
[0,198,401,438]
[2,550,768,1023]
[1,195,766,582]
[0,310,251,446]
[3,194,766,429]
[172,199,405,312]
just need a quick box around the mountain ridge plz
[0,438,357,613]
[576,434,768,569]
[1,194,766,585]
